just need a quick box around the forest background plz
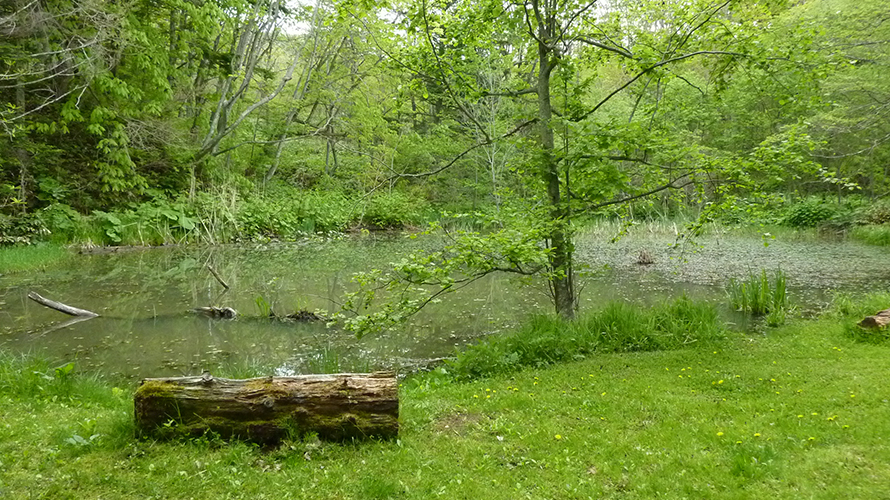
[2,0,889,310]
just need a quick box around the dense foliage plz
[3,0,889,317]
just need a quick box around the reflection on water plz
[2,230,889,378]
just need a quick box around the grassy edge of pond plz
[0,244,73,274]
[2,298,890,499]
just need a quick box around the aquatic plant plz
[727,269,788,317]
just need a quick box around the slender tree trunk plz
[14,83,30,211]
[535,8,575,319]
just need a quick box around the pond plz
[2,227,889,379]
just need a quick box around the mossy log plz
[134,372,398,443]
[858,308,890,328]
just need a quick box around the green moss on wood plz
[135,380,181,399]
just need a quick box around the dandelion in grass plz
[717,432,724,436]
[555,434,562,440]
[754,433,761,437]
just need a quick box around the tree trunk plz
[535,3,576,320]
[134,372,399,443]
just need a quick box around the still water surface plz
[2,230,889,378]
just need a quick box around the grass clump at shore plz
[446,296,724,381]
[0,244,71,274]
[850,224,890,246]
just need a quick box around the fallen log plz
[27,292,98,317]
[858,308,890,328]
[134,371,398,443]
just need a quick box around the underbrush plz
[2,187,432,247]
[446,296,724,381]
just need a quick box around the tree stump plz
[134,372,398,443]
[858,308,890,329]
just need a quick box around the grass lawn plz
[1,313,889,499]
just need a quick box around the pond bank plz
[5,225,890,379]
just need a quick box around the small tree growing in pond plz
[334,0,812,336]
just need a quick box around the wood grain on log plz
[858,308,890,328]
[134,372,398,443]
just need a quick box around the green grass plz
[2,302,890,499]
[0,243,71,273]
[850,224,890,246]
[447,296,724,380]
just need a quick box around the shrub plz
[783,199,837,228]
[854,199,890,225]
[361,191,427,229]
[0,212,48,245]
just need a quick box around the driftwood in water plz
[285,309,324,321]
[134,372,398,443]
[858,308,890,328]
[191,306,238,319]
[207,265,230,290]
[27,292,98,317]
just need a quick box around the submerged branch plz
[207,265,230,290]
[27,292,99,317]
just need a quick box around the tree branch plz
[573,51,748,122]
[577,174,695,211]
[574,36,635,59]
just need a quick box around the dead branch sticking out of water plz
[207,265,230,290]
[27,292,99,317]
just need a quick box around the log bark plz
[27,292,99,317]
[858,308,890,328]
[134,372,398,443]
